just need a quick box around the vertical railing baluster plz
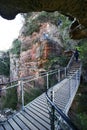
[47,73,49,92]
[79,68,81,84]
[21,80,24,110]
[50,90,55,130]
[69,78,72,98]
[69,79,71,98]
[58,69,60,82]
[57,70,59,82]
[76,71,78,88]
[65,67,67,78]
[77,70,79,86]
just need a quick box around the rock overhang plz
[0,0,87,39]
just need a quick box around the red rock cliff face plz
[19,22,63,78]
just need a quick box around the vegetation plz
[36,11,59,25]
[77,113,87,130]
[23,21,40,36]
[57,55,70,66]
[78,39,87,69]
[69,83,87,130]
[1,85,43,111]
[10,39,21,57]
[2,87,18,110]
[24,87,43,105]
[0,12,86,129]
[22,11,71,39]
[44,55,70,70]
[0,51,10,76]
[67,39,87,129]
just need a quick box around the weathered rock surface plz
[19,22,63,78]
[10,54,19,81]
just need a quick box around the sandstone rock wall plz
[10,53,19,81]
[18,22,63,78]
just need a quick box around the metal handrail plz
[0,53,81,129]
[0,67,66,110]
[45,66,81,130]
[45,55,82,130]
[0,68,64,85]
[0,53,76,104]
[0,83,18,91]
[66,53,74,70]
[0,52,74,85]
[46,93,79,130]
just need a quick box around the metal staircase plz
[46,59,81,130]
[0,54,81,130]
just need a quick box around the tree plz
[10,39,21,56]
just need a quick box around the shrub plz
[23,21,40,36]
[58,55,70,67]
[24,87,43,105]
[0,52,10,76]
[10,39,21,56]
[76,113,87,130]
[78,39,87,69]
[44,55,70,70]
[2,87,18,110]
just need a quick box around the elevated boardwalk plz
[0,93,50,130]
[0,60,81,130]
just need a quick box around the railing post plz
[79,69,81,84]
[50,90,55,130]
[77,70,79,86]
[65,67,67,77]
[58,69,60,82]
[20,80,24,110]
[76,72,78,87]
[51,90,54,102]
[69,79,71,98]
[70,78,73,96]
[47,73,49,92]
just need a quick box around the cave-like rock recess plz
[0,0,87,39]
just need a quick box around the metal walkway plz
[0,59,81,130]
[0,93,50,130]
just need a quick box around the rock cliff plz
[10,12,66,80]
[19,22,63,78]
[10,53,19,81]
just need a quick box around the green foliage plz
[77,83,87,113]
[49,74,58,88]
[77,83,87,130]
[57,14,72,49]
[44,57,57,70]
[22,11,68,36]
[36,11,59,25]
[78,94,87,112]
[2,87,18,110]
[38,12,71,49]
[22,11,72,52]
[24,87,43,105]
[23,21,40,36]
[45,55,70,70]
[78,39,87,69]
[10,39,21,56]
[77,113,87,130]
[70,83,87,130]
[59,14,71,29]
[57,55,70,67]
[0,53,10,76]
